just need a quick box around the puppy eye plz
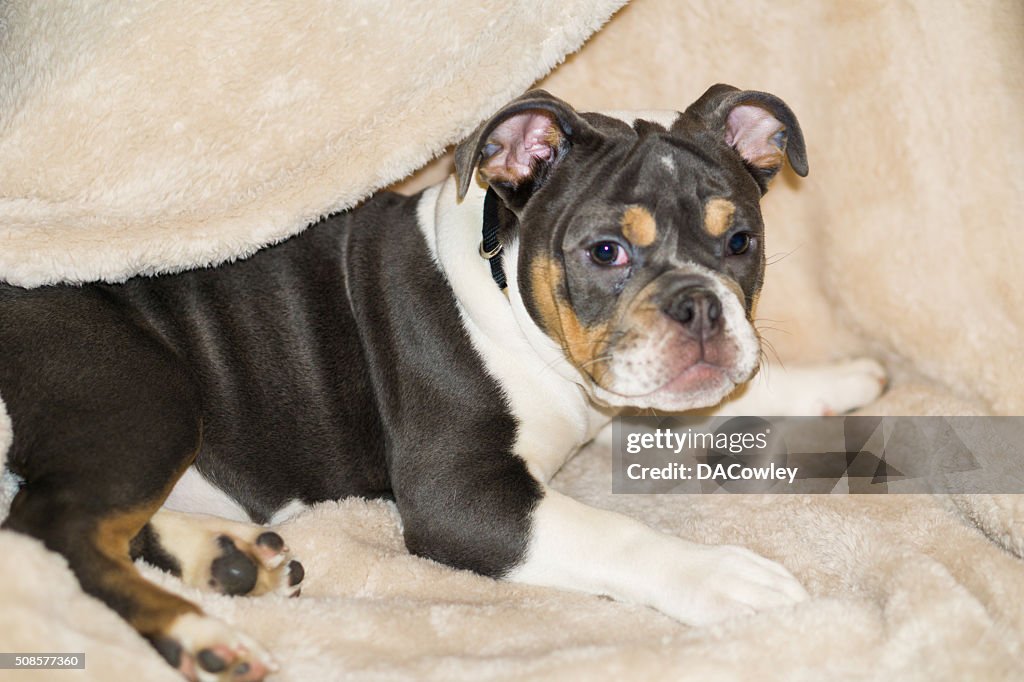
[589,241,630,266]
[727,232,753,256]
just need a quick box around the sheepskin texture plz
[2,0,1024,680]
[2,440,1024,682]
[0,0,624,286]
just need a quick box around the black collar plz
[479,187,507,290]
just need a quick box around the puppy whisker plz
[765,245,801,267]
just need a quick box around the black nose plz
[663,287,723,340]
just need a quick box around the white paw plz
[810,357,888,415]
[659,543,809,626]
[163,613,278,682]
[204,530,304,598]
[152,510,304,598]
[760,357,888,416]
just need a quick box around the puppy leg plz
[718,358,888,416]
[135,510,303,598]
[6,491,275,681]
[0,293,276,681]
[508,488,808,626]
[391,447,804,626]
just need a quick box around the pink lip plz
[602,361,730,400]
[651,361,729,396]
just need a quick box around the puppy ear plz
[454,90,592,206]
[683,84,808,192]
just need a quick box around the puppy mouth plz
[584,326,761,411]
[604,359,736,400]
[648,361,732,396]
[534,261,761,411]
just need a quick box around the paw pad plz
[161,613,278,681]
[209,536,259,596]
[205,531,303,598]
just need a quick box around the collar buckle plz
[480,187,507,290]
[479,240,503,260]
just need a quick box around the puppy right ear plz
[682,84,808,193]
[454,90,594,209]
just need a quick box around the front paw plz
[774,357,888,416]
[813,357,888,415]
[660,543,809,626]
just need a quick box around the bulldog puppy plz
[0,85,885,680]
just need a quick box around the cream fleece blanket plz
[2,0,1024,680]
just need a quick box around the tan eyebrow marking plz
[704,198,736,237]
[621,205,657,247]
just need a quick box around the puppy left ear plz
[683,84,808,192]
[454,90,593,207]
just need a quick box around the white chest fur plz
[418,180,610,482]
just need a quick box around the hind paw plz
[146,510,304,598]
[206,531,304,598]
[157,613,277,682]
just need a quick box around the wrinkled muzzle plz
[587,265,760,412]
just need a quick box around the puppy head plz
[455,85,807,411]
